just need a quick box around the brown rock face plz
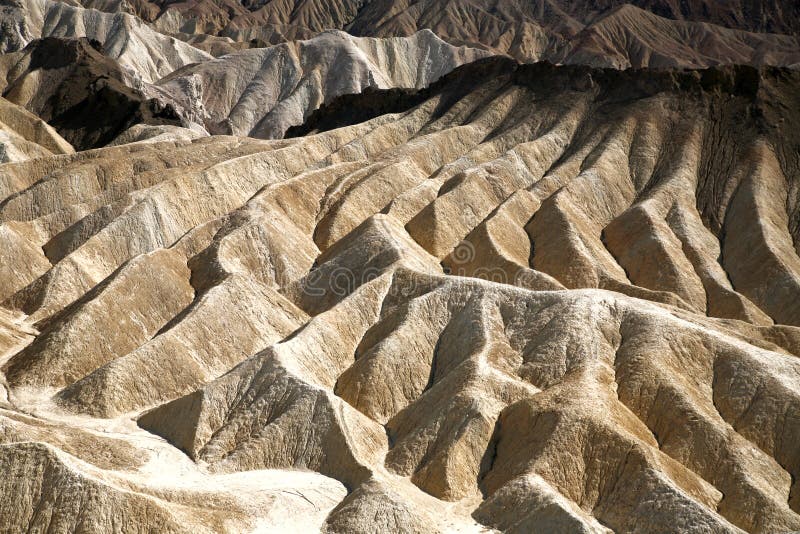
[113,0,800,68]
[0,37,185,149]
[1,57,799,532]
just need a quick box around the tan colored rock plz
[473,474,612,533]
[0,96,73,161]
[3,249,195,389]
[0,440,345,533]
[0,60,799,532]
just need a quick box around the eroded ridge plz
[1,59,800,532]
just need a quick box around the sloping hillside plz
[1,59,799,532]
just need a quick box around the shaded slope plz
[0,37,186,149]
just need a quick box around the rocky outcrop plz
[0,0,211,82]
[0,438,345,532]
[0,37,187,149]
[0,27,490,145]
[156,29,490,138]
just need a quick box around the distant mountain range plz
[113,0,800,66]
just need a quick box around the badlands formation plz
[1,54,800,532]
[0,0,800,533]
[0,0,490,146]
[95,0,800,67]
[155,29,491,138]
